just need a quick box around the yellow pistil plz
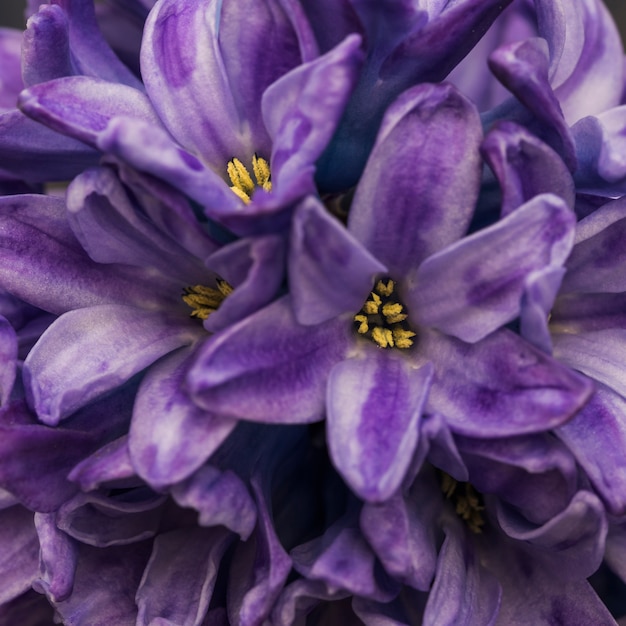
[182,279,233,320]
[353,277,416,350]
[227,154,272,204]
[440,473,485,534]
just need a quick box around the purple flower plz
[188,82,591,503]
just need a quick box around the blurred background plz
[1,1,626,35]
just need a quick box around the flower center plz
[353,278,416,349]
[227,154,272,204]
[182,279,233,320]
[441,473,485,534]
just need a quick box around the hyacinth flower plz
[17,0,364,235]
[188,82,592,504]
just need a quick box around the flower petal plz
[423,327,593,437]
[0,315,17,405]
[188,297,351,423]
[289,196,386,325]
[24,304,199,425]
[327,352,433,502]
[136,526,233,626]
[349,82,482,276]
[0,28,23,112]
[411,193,575,343]
[130,348,237,489]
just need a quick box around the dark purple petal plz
[423,327,593,437]
[551,291,626,335]
[0,505,39,604]
[57,488,166,547]
[422,519,501,625]
[0,28,23,112]
[205,235,286,333]
[18,76,162,149]
[411,193,575,343]
[188,297,351,423]
[482,121,575,217]
[289,196,385,325]
[172,465,257,540]
[227,476,292,626]
[136,526,233,626]
[0,589,55,625]
[0,315,17,405]
[130,348,237,489]
[24,305,199,425]
[349,83,482,276]
[0,194,173,315]
[33,513,78,603]
[327,352,433,502]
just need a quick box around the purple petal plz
[57,488,166,547]
[0,315,17,405]
[0,590,55,625]
[557,385,626,516]
[289,196,386,325]
[411,193,575,343]
[349,83,482,276]
[0,505,39,604]
[136,526,233,626]
[482,121,575,217]
[551,291,626,335]
[0,194,172,314]
[18,76,162,148]
[24,305,199,425]
[0,28,23,112]
[33,513,78,603]
[423,327,593,437]
[204,234,286,333]
[188,297,351,423]
[227,476,292,626]
[327,352,433,502]
[423,519,501,625]
[130,348,237,489]
[171,465,257,540]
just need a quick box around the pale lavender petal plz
[136,526,233,626]
[349,83,482,276]
[68,436,136,492]
[0,315,17,405]
[411,193,575,343]
[421,413,468,482]
[482,121,575,217]
[327,352,433,502]
[0,505,39,604]
[289,196,386,325]
[0,28,23,111]
[57,488,166,547]
[205,234,286,333]
[423,328,593,437]
[24,304,199,425]
[0,194,172,314]
[227,476,292,626]
[18,76,162,148]
[33,513,78,603]
[188,297,351,423]
[130,348,237,489]
[422,519,501,625]
[557,385,626,516]
[171,465,257,540]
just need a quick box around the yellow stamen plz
[252,154,272,191]
[363,292,381,315]
[354,314,369,334]
[227,155,272,203]
[182,280,232,320]
[375,279,394,297]
[371,326,394,349]
[382,302,407,323]
[392,326,416,349]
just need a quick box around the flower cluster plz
[1,0,626,624]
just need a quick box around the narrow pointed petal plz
[24,305,199,425]
[328,352,433,502]
[18,76,162,149]
[482,121,575,217]
[411,194,575,343]
[130,348,237,489]
[551,292,626,335]
[423,328,593,437]
[171,465,257,540]
[136,527,233,626]
[33,513,78,603]
[349,83,482,276]
[188,297,351,423]
[289,196,386,325]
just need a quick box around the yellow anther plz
[363,292,381,315]
[216,279,233,297]
[182,281,232,320]
[252,154,272,191]
[440,473,485,534]
[392,327,416,349]
[354,314,369,334]
[375,279,394,297]
[441,474,457,499]
[382,302,407,323]
[371,326,394,349]
[227,158,255,203]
